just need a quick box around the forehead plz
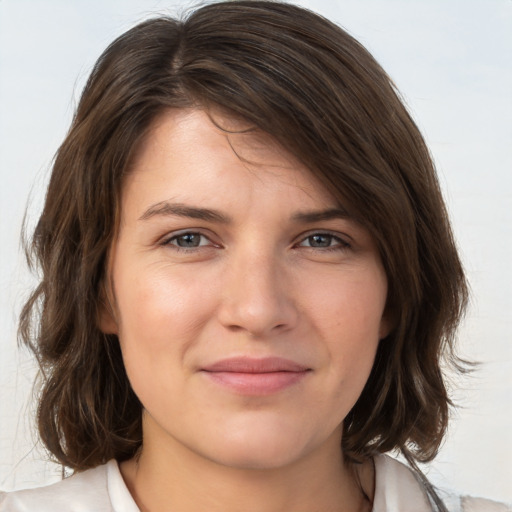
[123,108,341,217]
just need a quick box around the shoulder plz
[373,454,433,512]
[460,496,511,512]
[0,462,110,511]
[373,455,511,512]
[0,460,139,512]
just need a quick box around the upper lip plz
[201,357,310,373]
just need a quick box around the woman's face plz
[102,108,389,470]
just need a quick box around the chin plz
[209,441,306,471]
[199,419,325,471]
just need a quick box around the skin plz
[101,108,390,512]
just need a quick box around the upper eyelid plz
[295,229,352,244]
[162,228,214,240]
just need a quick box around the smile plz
[200,357,311,395]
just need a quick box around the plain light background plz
[1,0,511,503]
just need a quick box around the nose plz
[217,248,299,337]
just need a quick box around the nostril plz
[226,324,243,332]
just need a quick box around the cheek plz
[112,264,222,419]
[112,262,221,385]
[303,266,386,382]
[116,262,212,332]
[304,265,387,339]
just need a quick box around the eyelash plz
[296,232,351,252]
[161,231,351,253]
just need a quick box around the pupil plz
[178,234,200,247]
[310,235,331,247]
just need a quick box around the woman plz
[0,1,507,511]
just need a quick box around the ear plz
[378,308,395,340]
[97,283,119,335]
[98,305,118,334]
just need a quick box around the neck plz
[120,421,374,512]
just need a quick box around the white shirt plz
[0,455,509,511]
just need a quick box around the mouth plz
[200,357,311,396]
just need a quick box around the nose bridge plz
[218,243,297,336]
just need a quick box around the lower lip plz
[202,371,309,395]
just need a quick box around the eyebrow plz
[139,201,232,223]
[139,201,350,225]
[291,207,351,223]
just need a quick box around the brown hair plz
[20,0,467,501]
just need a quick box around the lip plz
[200,357,311,396]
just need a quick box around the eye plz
[165,232,212,249]
[297,233,349,250]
